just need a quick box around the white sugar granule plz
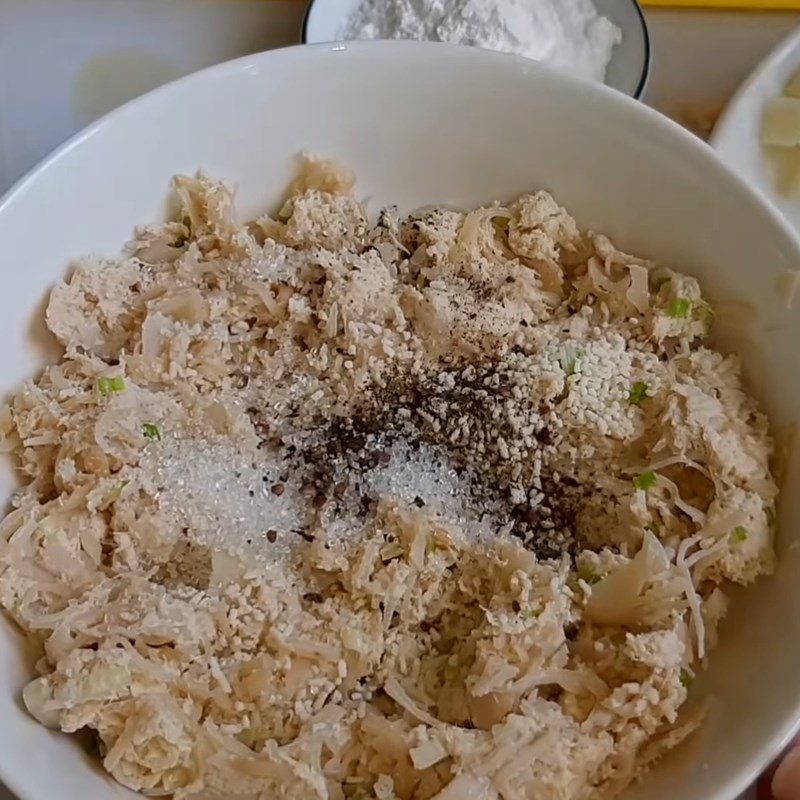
[144,437,308,566]
[327,438,512,542]
[146,434,511,567]
[340,0,622,83]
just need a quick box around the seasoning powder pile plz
[339,0,623,83]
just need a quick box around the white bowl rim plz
[299,0,652,99]
[710,23,800,152]
[0,39,798,800]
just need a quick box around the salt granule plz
[146,434,511,567]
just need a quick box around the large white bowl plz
[0,41,798,800]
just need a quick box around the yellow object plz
[641,0,800,7]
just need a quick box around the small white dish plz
[302,0,650,97]
[712,26,800,231]
[0,39,798,800]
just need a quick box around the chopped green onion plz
[426,538,446,556]
[142,422,161,442]
[560,347,579,377]
[634,470,658,490]
[380,541,405,562]
[669,297,692,319]
[694,303,714,327]
[99,481,127,511]
[679,668,693,689]
[97,376,125,396]
[628,381,650,406]
[577,564,602,585]
[766,506,778,544]
[491,215,510,233]
[645,522,660,533]
[521,609,539,620]
[651,275,670,292]
[731,525,748,544]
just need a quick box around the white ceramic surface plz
[712,24,800,231]
[303,0,650,97]
[0,41,798,800]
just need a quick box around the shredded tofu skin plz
[0,156,777,800]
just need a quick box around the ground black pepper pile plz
[249,355,584,559]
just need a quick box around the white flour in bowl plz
[339,0,623,83]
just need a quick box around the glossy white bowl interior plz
[303,0,650,97]
[0,41,798,800]
[711,25,800,233]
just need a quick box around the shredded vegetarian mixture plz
[0,157,777,799]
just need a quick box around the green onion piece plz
[142,422,161,442]
[731,525,748,544]
[107,484,123,504]
[645,522,659,533]
[679,668,692,688]
[521,609,538,620]
[634,470,658,490]
[491,215,510,233]
[560,347,579,377]
[380,542,405,562]
[426,539,445,556]
[651,275,670,292]
[669,297,691,319]
[97,376,125,396]
[694,303,713,327]
[99,481,127,511]
[628,381,649,406]
[577,564,602,585]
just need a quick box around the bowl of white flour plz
[302,0,649,97]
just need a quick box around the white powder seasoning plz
[340,0,622,83]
